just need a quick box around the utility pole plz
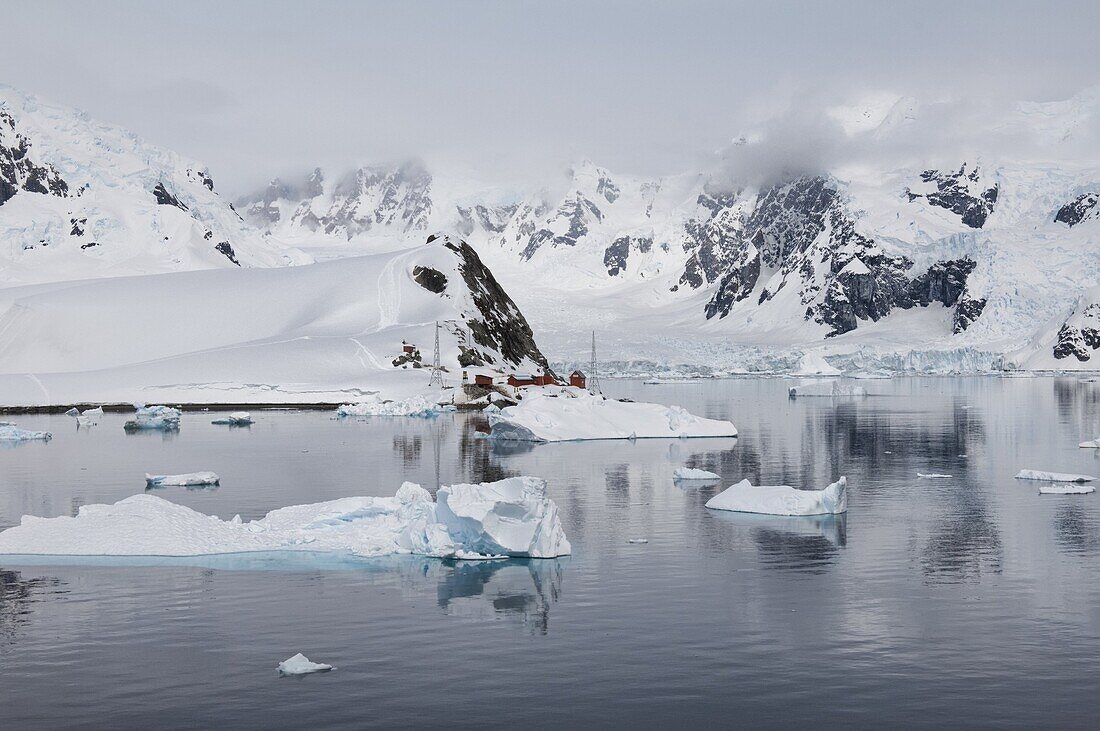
[588,330,601,395]
[428,321,444,387]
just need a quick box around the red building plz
[534,373,556,386]
[402,342,416,354]
[507,374,537,387]
[474,374,494,387]
[569,370,586,388]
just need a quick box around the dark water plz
[2,377,1100,728]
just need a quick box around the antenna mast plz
[428,321,445,387]
[588,330,601,394]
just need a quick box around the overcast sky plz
[7,0,1100,194]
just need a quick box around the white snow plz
[1015,469,1097,483]
[792,352,842,376]
[487,388,737,442]
[673,467,721,480]
[1039,484,1096,495]
[124,405,180,432]
[278,653,333,676]
[917,473,953,479]
[211,411,253,426]
[0,476,571,559]
[705,477,848,516]
[145,472,220,487]
[0,423,52,442]
[788,380,867,398]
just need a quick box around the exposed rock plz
[1055,192,1099,226]
[953,297,987,333]
[152,182,188,210]
[412,265,448,293]
[906,164,998,228]
[1054,324,1091,361]
[0,109,69,206]
[215,241,240,266]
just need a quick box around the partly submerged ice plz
[1079,437,1100,449]
[124,404,181,432]
[673,467,721,480]
[211,411,253,426]
[1015,469,1096,483]
[145,472,220,487]
[705,477,848,516]
[66,406,103,428]
[788,380,867,398]
[336,394,452,418]
[1039,484,1096,495]
[278,653,333,676]
[0,476,572,560]
[488,389,737,442]
[0,423,52,442]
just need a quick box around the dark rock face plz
[602,235,653,276]
[596,172,620,204]
[215,241,240,266]
[1055,192,1099,226]
[953,297,987,333]
[0,109,69,207]
[1053,303,1100,361]
[441,237,554,375]
[152,182,188,210]
[412,265,448,293]
[70,217,86,237]
[907,165,998,228]
[1054,324,1091,361]
[521,193,603,260]
[677,190,743,290]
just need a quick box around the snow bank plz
[673,467,720,480]
[1039,484,1096,495]
[0,476,571,559]
[488,389,737,442]
[211,411,253,426]
[278,653,333,676]
[788,380,867,398]
[145,472,220,487]
[1015,469,1096,483]
[124,405,180,432]
[705,477,848,516]
[0,423,52,442]
[336,394,451,418]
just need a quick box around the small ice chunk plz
[673,467,720,480]
[1015,469,1096,483]
[1039,484,1095,495]
[124,405,180,432]
[0,423,52,442]
[706,477,848,516]
[64,407,80,417]
[918,473,953,479]
[1079,438,1100,449]
[278,653,333,676]
[211,411,253,426]
[627,538,649,544]
[68,406,103,427]
[145,472,221,487]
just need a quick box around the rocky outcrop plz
[152,182,188,210]
[1055,192,1099,226]
[215,241,240,266]
[0,109,68,206]
[521,193,603,260]
[412,265,448,293]
[1053,299,1100,361]
[603,235,652,276]
[906,164,998,228]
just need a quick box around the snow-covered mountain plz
[0,85,307,286]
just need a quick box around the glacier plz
[0,476,571,560]
[705,477,848,516]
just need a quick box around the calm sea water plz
[2,377,1100,728]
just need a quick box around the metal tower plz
[588,330,601,395]
[428,321,445,387]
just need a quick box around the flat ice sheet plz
[1015,469,1096,483]
[673,467,720,480]
[145,472,220,487]
[1039,484,1096,495]
[705,477,848,516]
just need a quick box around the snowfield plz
[0,476,572,560]
[487,388,737,442]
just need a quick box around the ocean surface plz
[2,377,1100,728]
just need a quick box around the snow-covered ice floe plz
[705,477,848,516]
[1039,484,1096,495]
[124,404,181,432]
[1015,469,1096,483]
[145,472,221,488]
[487,389,736,442]
[918,473,953,479]
[0,477,571,560]
[278,653,333,676]
[788,380,867,398]
[0,423,52,442]
[211,411,253,426]
[673,467,720,481]
[1079,437,1100,449]
[336,394,453,418]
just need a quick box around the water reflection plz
[0,568,63,646]
[920,489,1003,583]
[710,512,847,574]
[1054,503,1100,555]
[433,558,565,635]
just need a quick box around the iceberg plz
[145,472,221,487]
[1039,484,1096,495]
[705,477,848,516]
[788,380,867,398]
[0,423,52,442]
[67,406,103,427]
[336,394,451,418]
[1015,469,1096,483]
[918,473,953,479]
[673,467,721,480]
[278,653,333,676]
[1079,437,1100,449]
[124,404,181,432]
[211,411,253,426]
[488,390,737,442]
[0,476,571,560]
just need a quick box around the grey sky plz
[7,0,1100,194]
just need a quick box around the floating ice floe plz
[124,404,180,432]
[787,380,867,398]
[918,473,953,479]
[336,394,453,418]
[1015,469,1096,483]
[1079,437,1100,449]
[705,477,848,516]
[145,472,221,488]
[278,653,333,676]
[487,389,737,442]
[627,538,649,544]
[0,476,571,559]
[673,467,721,480]
[0,423,52,442]
[1039,484,1096,495]
[211,411,253,426]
